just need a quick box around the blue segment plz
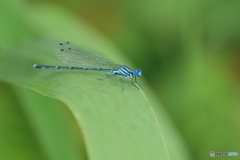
[33,42,142,90]
[133,69,142,76]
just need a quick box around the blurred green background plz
[0,0,240,160]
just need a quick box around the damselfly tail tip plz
[33,64,38,68]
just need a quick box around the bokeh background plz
[0,0,240,160]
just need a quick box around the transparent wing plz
[55,42,121,69]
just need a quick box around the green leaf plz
[0,82,46,160]
[0,2,189,159]
[0,83,87,160]
[0,38,175,160]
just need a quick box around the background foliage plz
[0,0,240,160]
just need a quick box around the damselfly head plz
[133,69,142,76]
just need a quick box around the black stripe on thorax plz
[119,66,133,76]
[121,65,133,72]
